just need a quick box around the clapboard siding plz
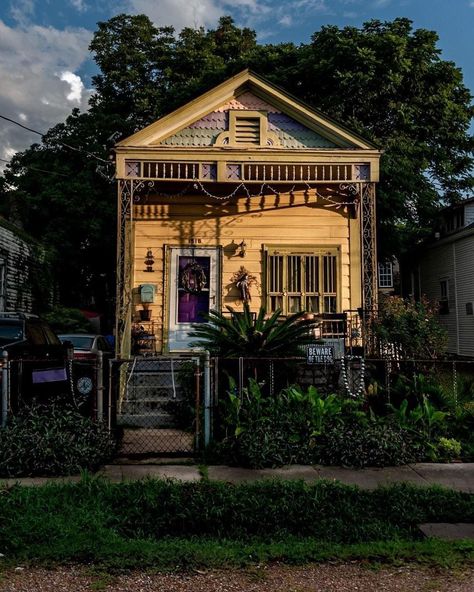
[419,231,474,357]
[0,221,35,312]
[132,192,359,352]
[454,237,474,357]
[419,243,457,353]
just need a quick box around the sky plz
[0,0,473,166]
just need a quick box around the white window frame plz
[378,261,393,288]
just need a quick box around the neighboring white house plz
[416,198,474,357]
[0,218,45,313]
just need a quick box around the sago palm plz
[189,303,318,357]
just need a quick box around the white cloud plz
[9,0,35,27]
[127,0,274,30]
[0,19,92,163]
[70,0,88,11]
[59,71,85,103]
[278,14,293,26]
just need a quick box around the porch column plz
[115,179,134,358]
[360,182,377,312]
[360,182,377,354]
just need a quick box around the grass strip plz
[0,476,473,568]
[1,538,474,571]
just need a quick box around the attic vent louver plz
[235,117,260,144]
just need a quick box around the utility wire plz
[0,113,110,164]
[0,157,70,178]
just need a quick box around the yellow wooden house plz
[114,70,381,357]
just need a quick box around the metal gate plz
[110,356,203,457]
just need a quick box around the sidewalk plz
[2,463,474,491]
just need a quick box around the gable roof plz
[116,69,379,151]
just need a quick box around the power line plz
[0,157,70,178]
[0,113,110,164]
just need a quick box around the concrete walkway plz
[1,463,474,491]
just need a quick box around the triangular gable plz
[116,70,378,150]
[159,92,338,149]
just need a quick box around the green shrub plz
[0,401,116,477]
[314,418,428,468]
[437,437,462,461]
[216,380,432,468]
[372,295,448,359]
[42,306,93,333]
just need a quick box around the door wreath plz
[180,261,207,294]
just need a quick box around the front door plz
[167,247,220,351]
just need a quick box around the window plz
[378,262,393,288]
[266,249,338,315]
[439,279,449,315]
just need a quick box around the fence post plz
[107,359,114,431]
[96,351,104,422]
[194,358,201,451]
[1,351,9,428]
[204,350,211,448]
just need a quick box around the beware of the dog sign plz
[306,344,335,365]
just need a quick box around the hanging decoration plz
[341,355,366,398]
[231,266,257,302]
[144,248,155,272]
[131,178,359,209]
[180,261,207,294]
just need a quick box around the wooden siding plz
[453,236,474,357]
[0,222,35,312]
[131,191,360,352]
[419,232,474,357]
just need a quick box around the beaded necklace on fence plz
[341,355,366,398]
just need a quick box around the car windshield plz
[60,335,94,350]
[0,321,24,346]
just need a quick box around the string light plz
[131,178,359,208]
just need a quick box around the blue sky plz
[0,0,473,163]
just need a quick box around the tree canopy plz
[1,15,473,312]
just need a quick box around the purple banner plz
[32,367,68,384]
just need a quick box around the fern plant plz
[189,303,317,357]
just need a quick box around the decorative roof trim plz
[116,70,380,151]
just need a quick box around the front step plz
[117,412,178,428]
[116,357,198,431]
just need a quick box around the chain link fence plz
[110,356,202,457]
[0,353,107,426]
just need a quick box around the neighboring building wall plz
[0,219,38,313]
[132,191,360,352]
[419,231,474,357]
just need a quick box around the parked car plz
[58,334,113,361]
[0,312,70,408]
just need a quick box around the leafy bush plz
[372,296,448,359]
[0,401,116,477]
[437,437,462,461]
[218,381,348,468]
[43,306,93,333]
[314,418,428,468]
[216,380,430,468]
